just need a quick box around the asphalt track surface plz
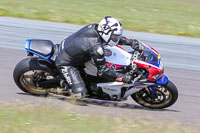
[0,17,200,127]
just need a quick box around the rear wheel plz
[131,80,178,109]
[13,57,58,96]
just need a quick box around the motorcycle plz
[13,39,178,109]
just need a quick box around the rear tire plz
[13,57,58,96]
[131,80,178,109]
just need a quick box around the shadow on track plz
[17,92,179,112]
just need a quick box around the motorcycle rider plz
[55,16,142,97]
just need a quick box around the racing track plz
[0,17,200,127]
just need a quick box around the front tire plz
[131,80,178,109]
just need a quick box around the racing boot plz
[71,86,88,99]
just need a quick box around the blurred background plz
[0,0,200,37]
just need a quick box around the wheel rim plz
[19,70,53,95]
[135,86,173,108]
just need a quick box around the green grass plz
[0,0,200,37]
[0,103,199,133]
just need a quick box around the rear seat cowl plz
[29,39,54,56]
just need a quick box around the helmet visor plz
[111,34,121,43]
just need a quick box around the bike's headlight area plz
[152,74,163,80]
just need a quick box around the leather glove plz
[116,73,132,83]
[131,39,144,53]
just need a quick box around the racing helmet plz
[97,16,123,46]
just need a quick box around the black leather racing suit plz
[55,23,137,95]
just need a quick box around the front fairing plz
[139,44,162,69]
[134,42,164,81]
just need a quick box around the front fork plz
[147,75,169,94]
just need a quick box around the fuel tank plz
[84,45,132,76]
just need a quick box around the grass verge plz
[0,0,200,37]
[0,103,199,133]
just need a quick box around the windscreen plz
[138,45,158,63]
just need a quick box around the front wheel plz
[131,80,178,109]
